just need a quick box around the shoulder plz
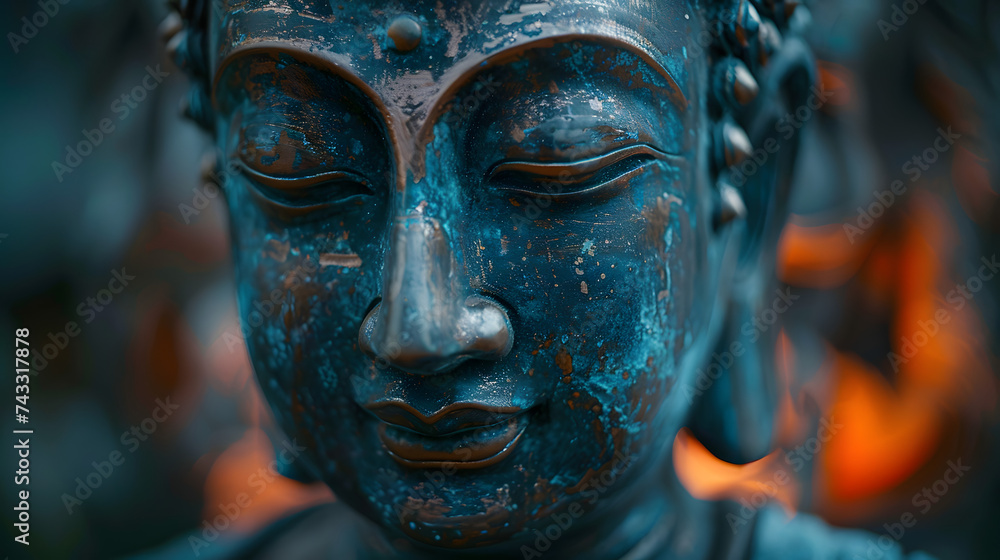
[750,505,936,560]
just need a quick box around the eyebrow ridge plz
[426,32,689,130]
[211,42,391,121]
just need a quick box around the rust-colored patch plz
[264,238,290,262]
[641,194,683,256]
[541,333,555,349]
[319,252,362,268]
[555,347,573,375]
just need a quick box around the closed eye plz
[237,163,374,211]
[484,144,675,200]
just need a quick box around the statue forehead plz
[210,0,699,106]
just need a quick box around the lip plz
[379,415,526,469]
[363,401,528,469]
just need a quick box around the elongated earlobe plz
[688,0,815,464]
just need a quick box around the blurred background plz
[0,0,998,558]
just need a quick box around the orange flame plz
[673,428,799,515]
[774,193,997,522]
[198,318,333,534]
[200,428,332,534]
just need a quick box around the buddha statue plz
[158,0,934,558]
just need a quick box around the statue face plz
[212,0,723,551]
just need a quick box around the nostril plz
[363,296,382,320]
[462,294,514,359]
[472,290,518,329]
[358,299,381,359]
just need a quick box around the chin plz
[381,439,645,552]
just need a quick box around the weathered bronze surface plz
[165,0,930,558]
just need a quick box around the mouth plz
[364,401,528,469]
[379,415,526,469]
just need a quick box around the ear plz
[688,1,817,463]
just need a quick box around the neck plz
[551,470,677,560]
[362,465,706,560]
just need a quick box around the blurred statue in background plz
[161,0,935,558]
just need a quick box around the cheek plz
[465,163,700,451]
[226,181,396,495]
[473,164,697,363]
[224,176,386,397]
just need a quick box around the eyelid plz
[235,161,375,219]
[485,144,673,183]
[237,161,372,192]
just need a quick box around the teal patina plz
[160,1,933,558]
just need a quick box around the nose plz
[359,212,513,374]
